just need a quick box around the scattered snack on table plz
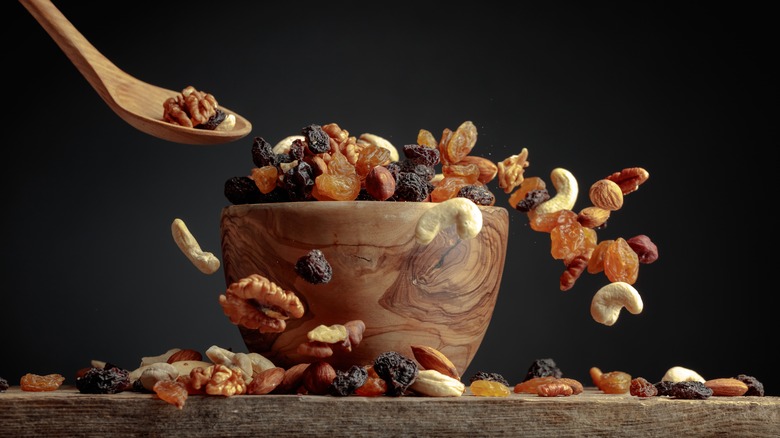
[470,379,511,397]
[0,377,8,391]
[470,371,510,387]
[661,366,705,383]
[163,85,235,131]
[20,373,65,392]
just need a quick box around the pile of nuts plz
[162,86,236,131]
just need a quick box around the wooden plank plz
[2,386,778,437]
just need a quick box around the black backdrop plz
[4,1,774,396]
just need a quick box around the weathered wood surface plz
[220,202,509,374]
[2,386,778,437]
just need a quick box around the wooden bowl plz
[219,201,509,375]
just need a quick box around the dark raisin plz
[289,139,306,161]
[373,351,419,397]
[283,161,315,201]
[654,380,675,396]
[402,144,440,167]
[132,378,147,392]
[251,137,277,167]
[469,371,510,387]
[516,189,551,212]
[0,376,8,392]
[458,185,495,206]
[295,249,333,284]
[330,365,368,397]
[394,172,430,202]
[400,160,435,181]
[302,124,330,154]
[629,377,658,398]
[385,162,402,180]
[522,358,563,382]
[275,153,294,166]
[195,108,227,130]
[225,176,263,205]
[736,374,765,396]
[75,366,131,394]
[667,381,712,399]
[356,188,374,200]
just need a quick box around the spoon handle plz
[20,0,123,105]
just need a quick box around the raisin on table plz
[470,371,510,387]
[667,381,713,399]
[76,366,131,394]
[0,376,8,391]
[330,365,368,396]
[522,358,563,382]
[736,374,765,396]
[373,351,419,396]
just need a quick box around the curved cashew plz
[247,352,276,375]
[357,133,400,162]
[534,168,579,215]
[205,345,254,384]
[273,135,304,155]
[410,369,465,397]
[662,366,705,383]
[415,198,483,245]
[590,281,643,326]
[171,218,220,274]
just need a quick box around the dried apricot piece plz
[604,238,639,284]
[20,373,65,392]
[154,380,189,409]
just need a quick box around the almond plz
[589,179,624,211]
[246,367,285,395]
[167,349,203,364]
[705,378,749,397]
[577,206,611,229]
[274,363,310,394]
[455,155,498,184]
[410,345,459,380]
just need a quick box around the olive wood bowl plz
[220,201,509,375]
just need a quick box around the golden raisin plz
[597,371,632,394]
[355,145,391,179]
[417,129,438,148]
[327,149,355,176]
[527,209,578,233]
[153,380,189,409]
[440,121,477,164]
[442,163,480,184]
[20,373,65,392]
[313,173,361,201]
[550,221,596,264]
[250,165,278,194]
[430,176,469,203]
[604,237,639,284]
[508,176,546,209]
[587,240,614,274]
[470,379,510,397]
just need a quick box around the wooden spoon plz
[19,0,252,145]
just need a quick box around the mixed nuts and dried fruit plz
[162,86,236,131]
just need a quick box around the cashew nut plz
[273,135,304,155]
[246,352,276,375]
[662,366,705,383]
[415,197,483,245]
[171,218,220,274]
[139,348,181,367]
[215,113,236,131]
[139,362,179,391]
[590,281,643,326]
[534,167,579,215]
[205,345,254,383]
[357,133,400,162]
[410,369,465,397]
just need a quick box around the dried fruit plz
[630,377,658,398]
[403,143,441,167]
[440,121,477,164]
[302,124,331,154]
[735,374,765,396]
[596,371,632,394]
[196,108,227,130]
[330,365,369,397]
[153,380,188,409]
[527,209,578,233]
[537,382,573,397]
[76,366,131,394]
[354,365,388,397]
[514,376,561,394]
[251,166,279,194]
[373,351,419,396]
[469,371,510,387]
[283,161,316,201]
[470,379,510,397]
[20,373,65,392]
[522,358,563,382]
[667,381,713,399]
[654,380,675,396]
[356,145,392,179]
[508,176,546,209]
[516,189,550,212]
[457,184,496,206]
[394,172,430,202]
[295,249,333,284]
[603,237,639,284]
[0,377,8,391]
[587,239,614,274]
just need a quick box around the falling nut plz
[171,218,221,274]
[534,168,579,215]
[590,281,643,326]
[415,197,483,245]
[589,179,624,211]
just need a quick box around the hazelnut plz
[626,234,659,264]
[303,361,337,395]
[365,166,396,201]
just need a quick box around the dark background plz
[4,1,774,395]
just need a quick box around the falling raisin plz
[76,366,131,394]
[630,377,658,398]
[736,374,765,396]
[470,371,510,387]
[225,176,263,205]
[20,373,65,392]
[403,144,440,167]
[654,380,675,396]
[295,249,333,284]
[457,185,496,206]
[516,189,551,213]
[667,381,713,399]
[374,351,419,396]
[196,108,227,130]
[302,124,331,154]
[330,365,368,397]
[283,161,315,201]
[522,358,563,382]
[0,376,8,391]
[394,172,430,202]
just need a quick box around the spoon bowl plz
[20,0,252,145]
